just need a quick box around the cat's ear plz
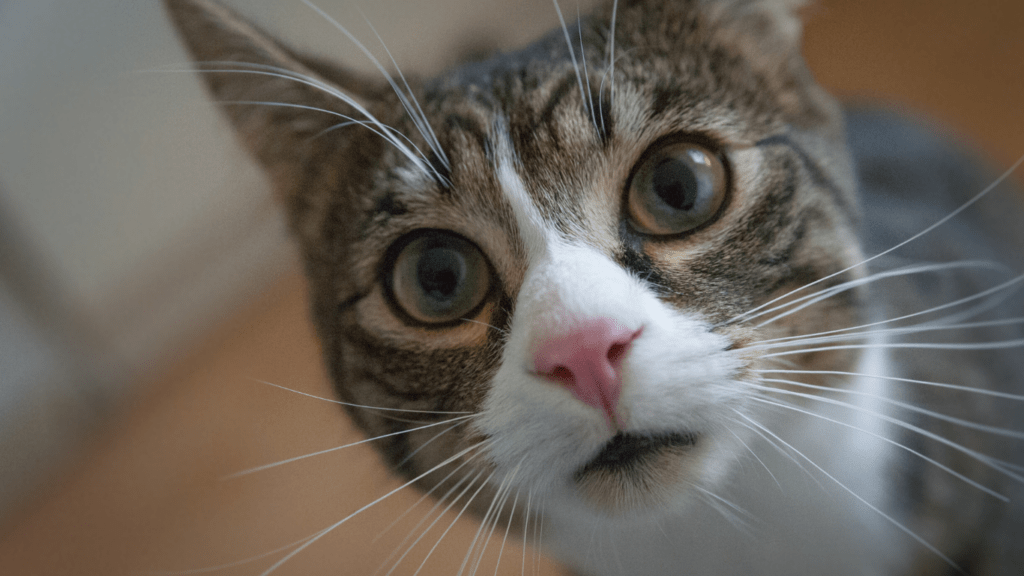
[698,0,807,55]
[614,0,806,59]
[163,0,386,192]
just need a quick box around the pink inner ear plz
[533,318,641,429]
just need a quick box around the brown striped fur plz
[164,1,1024,574]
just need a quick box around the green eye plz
[627,141,728,236]
[388,231,491,324]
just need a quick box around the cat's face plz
[167,0,864,521]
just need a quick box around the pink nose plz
[533,318,640,428]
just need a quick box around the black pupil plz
[417,247,464,302]
[651,157,698,211]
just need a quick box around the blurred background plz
[0,0,1021,574]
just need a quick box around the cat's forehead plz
[365,23,785,240]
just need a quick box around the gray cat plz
[164,0,1024,574]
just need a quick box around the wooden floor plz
[1,1,1021,575]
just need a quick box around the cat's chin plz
[571,430,704,516]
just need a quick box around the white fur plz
[540,335,906,576]
[477,127,904,576]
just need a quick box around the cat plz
[163,0,1024,574]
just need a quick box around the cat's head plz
[166,0,863,520]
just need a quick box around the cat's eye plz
[387,231,491,325]
[626,141,728,236]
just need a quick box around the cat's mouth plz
[571,431,700,513]
[577,431,699,475]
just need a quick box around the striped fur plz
[164,1,1024,574]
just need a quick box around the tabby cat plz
[164,0,1024,574]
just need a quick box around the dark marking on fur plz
[757,133,852,216]
[538,73,579,134]
[616,224,671,292]
[445,113,492,157]
[373,192,408,218]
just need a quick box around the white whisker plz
[258,443,484,576]
[760,337,1024,359]
[461,459,524,576]
[607,0,618,119]
[727,428,781,490]
[749,317,1024,352]
[223,416,471,480]
[521,490,532,576]
[252,378,472,414]
[746,383,1024,484]
[577,7,599,131]
[552,0,593,128]
[372,452,479,549]
[730,415,822,489]
[219,98,421,148]
[693,485,756,534]
[411,468,497,576]
[757,269,1024,338]
[492,487,522,576]
[750,260,1013,330]
[355,6,450,169]
[165,64,436,178]
[755,369,1024,402]
[747,395,1008,500]
[299,0,450,183]
[733,411,962,571]
[724,153,1024,327]
[381,467,488,576]
[460,317,509,335]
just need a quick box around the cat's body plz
[164,1,1024,574]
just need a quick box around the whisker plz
[755,369,1024,402]
[460,318,509,335]
[747,395,1008,500]
[252,378,472,414]
[749,317,1024,351]
[727,428,781,490]
[492,487,522,576]
[723,153,1024,328]
[381,467,488,576]
[223,416,472,480]
[756,269,1024,338]
[521,490,532,576]
[258,443,485,576]
[299,0,450,183]
[163,63,435,177]
[745,383,1024,484]
[760,337,1024,359]
[692,485,755,534]
[411,469,498,576]
[607,0,619,119]
[536,508,546,576]
[469,470,520,576]
[750,260,1014,330]
[219,99,421,148]
[460,459,524,576]
[355,6,450,170]
[145,541,305,575]
[758,375,1024,444]
[577,7,599,131]
[734,411,963,571]
[396,420,473,469]
[372,451,480,548]
[552,0,592,128]
[730,414,822,489]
